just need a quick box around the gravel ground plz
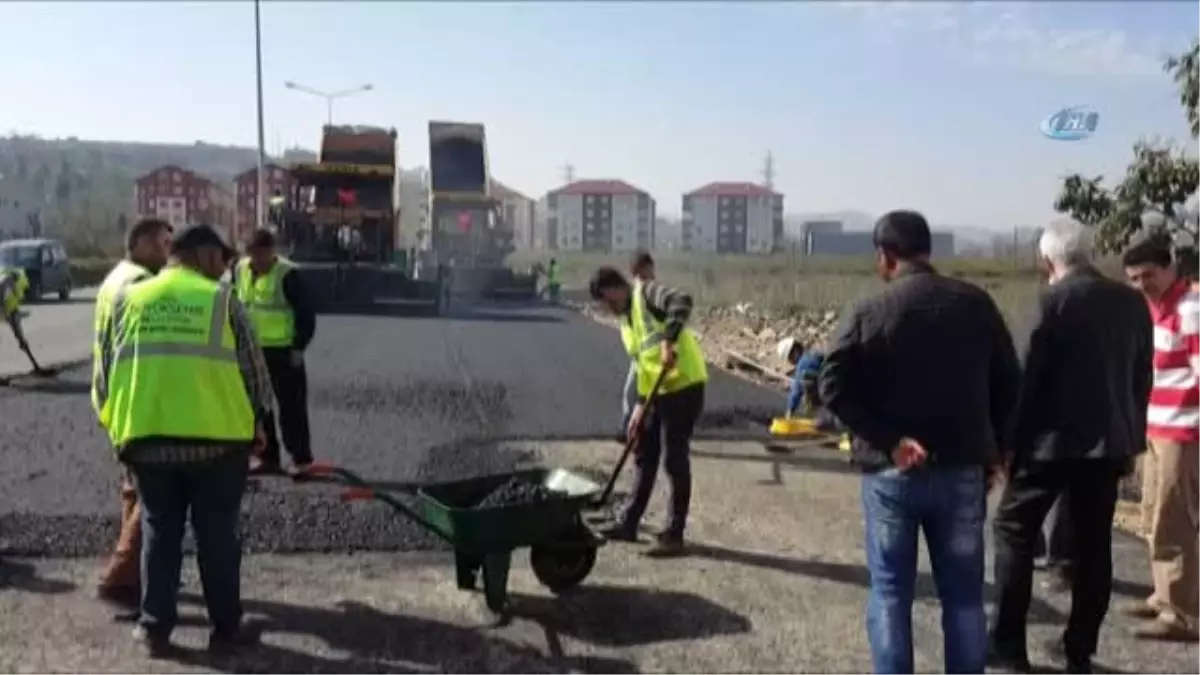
[1,440,1194,674]
[0,302,781,557]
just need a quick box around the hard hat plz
[775,337,798,360]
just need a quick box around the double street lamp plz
[284,81,374,127]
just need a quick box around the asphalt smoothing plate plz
[0,303,782,557]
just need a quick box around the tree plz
[1055,40,1199,259]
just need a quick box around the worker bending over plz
[94,224,271,657]
[0,265,31,358]
[90,217,173,614]
[234,228,317,477]
[590,266,708,557]
[618,251,657,440]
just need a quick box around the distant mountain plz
[0,133,315,254]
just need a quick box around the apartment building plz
[134,165,235,240]
[538,179,654,252]
[681,182,783,254]
[491,180,535,251]
[233,164,295,244]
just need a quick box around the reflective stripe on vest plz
[629,279,708,397]
[101,267,254,448]
[91,260,152,415]
[234,257,295,348]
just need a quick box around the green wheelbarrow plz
[303,463,606,614]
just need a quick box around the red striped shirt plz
[1147,279,1200,441]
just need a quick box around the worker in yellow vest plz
[619,250,657,441]
[93,224,272,657]
[0,265,31,353]
[89,217,173,616]
[233,228,317,477]
[589,265,708,557]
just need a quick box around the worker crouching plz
[94,224,271,657]
[590,266,708,557]
[90,217,173,614]
[234,228,317,477]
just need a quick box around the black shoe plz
[598,523,638,543]
[131,625,174,659]
[644,534,686,558]
[987,643,1032,673]
[207,622,262,655]
[1044,637,1092,674]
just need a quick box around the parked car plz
[0,238,73,301]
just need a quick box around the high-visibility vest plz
[91,260,152,416]
[619,319,638,358]
[546,263,559,286]
[101,266,254,449]
[629,279,708,397]
[234,257,295,348]
[0,266,29,317]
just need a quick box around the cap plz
[172,224,234,258]
[775,337,799,360]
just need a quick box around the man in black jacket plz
[989,219,1153,673]
[234,229,318,477]
[819,210,1020,674]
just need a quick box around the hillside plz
[0,134,315,255]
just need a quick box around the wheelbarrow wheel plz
[530,543,597,594]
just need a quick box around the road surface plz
[0,300,781,556]
[0,290,97,379]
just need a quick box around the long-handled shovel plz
[20,342,59,377]
[591,367,669,509]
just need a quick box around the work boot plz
[131,625,175,660]
[207,623,262,655]
[597,523,638,543]
[644,532,686,558]
[986,640,1032,674]
[97,479,141,616]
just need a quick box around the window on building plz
[173,185,183,196]
[173,172,182,182]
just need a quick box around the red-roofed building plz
[233,164,295,244]
[134,165,235,240]
[682,182,783,254]
[538,179,655,251]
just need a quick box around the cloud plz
[833,1,1167,79]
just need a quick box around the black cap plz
[172,224,234,259]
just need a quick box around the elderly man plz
[819,210,1020,674]
[90,217,173,615]
[1122,235,1199,644]
[989,220,1153,673]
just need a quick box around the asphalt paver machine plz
[278,125,444,314]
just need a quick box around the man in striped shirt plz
[1123,237,1199,643]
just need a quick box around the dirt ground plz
[2,440,1196,674]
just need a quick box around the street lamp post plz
[283,81,374,127]
[254,0,267,232]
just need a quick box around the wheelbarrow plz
[303,463,605,614]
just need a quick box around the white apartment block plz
[538,179,655,252]
[491,180,535,250]
[682,182,783,254]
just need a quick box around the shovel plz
[591,367,670,509]
[20,343,59,377]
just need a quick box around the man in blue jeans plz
[820,210,1020,674]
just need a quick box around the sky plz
[0,0,1196,229]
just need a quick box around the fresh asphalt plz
[0,298,782,556]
